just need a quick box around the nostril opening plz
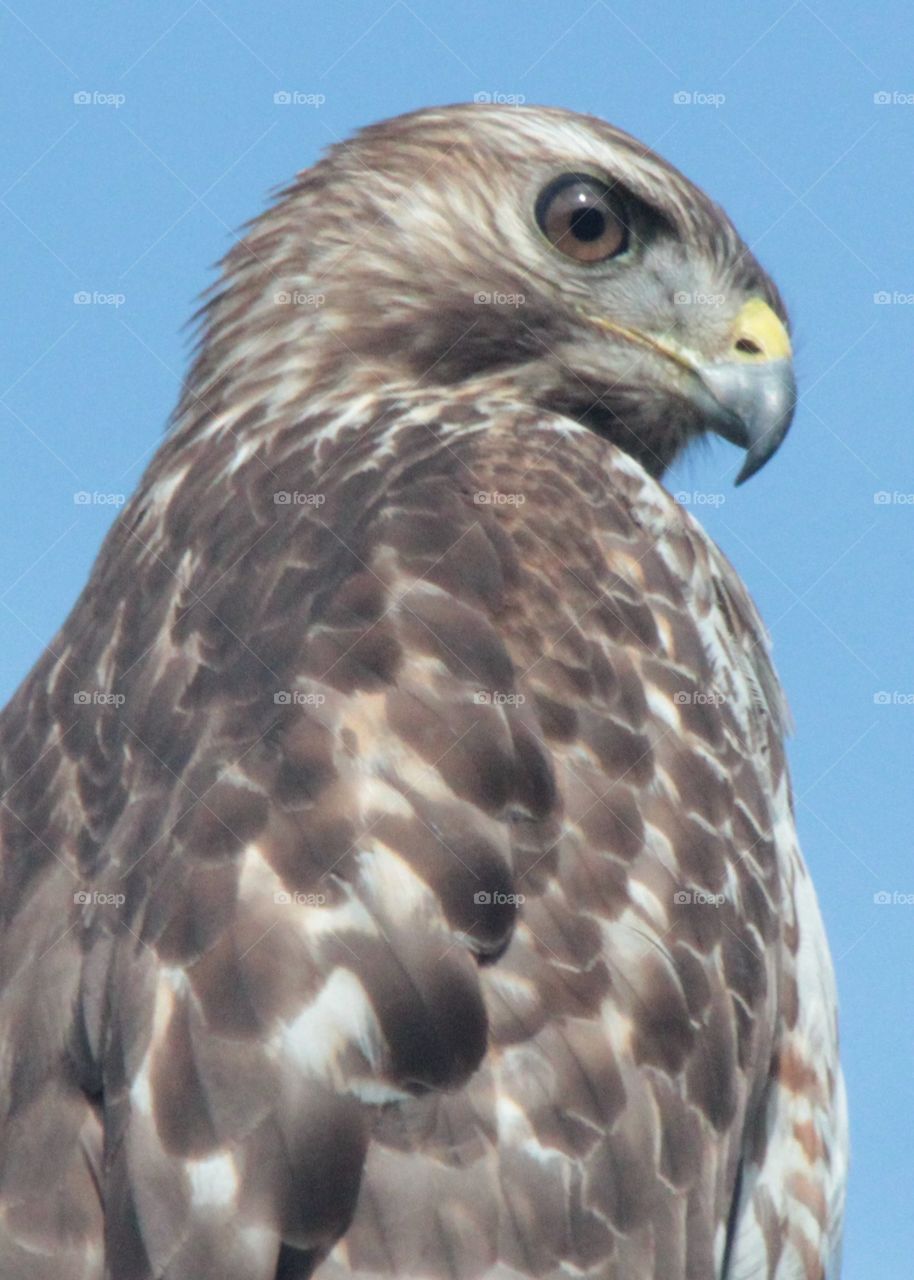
[735,337,763,356]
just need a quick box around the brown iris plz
[535,174,629,263]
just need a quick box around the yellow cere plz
[731,297,793,362]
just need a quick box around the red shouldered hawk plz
[0,105,847,1280]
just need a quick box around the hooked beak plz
[588,297,796,485]
[694,298,796,485]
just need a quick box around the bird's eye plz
[535,174,629,264]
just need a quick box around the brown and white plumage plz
[0,104,846,1280]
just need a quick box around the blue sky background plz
[2,1,911,1271]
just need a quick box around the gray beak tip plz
[697,356,797,486]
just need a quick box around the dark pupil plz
[569,203,607,242]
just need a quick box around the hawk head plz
[198,103,795,485]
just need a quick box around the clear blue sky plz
[2,1,911,1272]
